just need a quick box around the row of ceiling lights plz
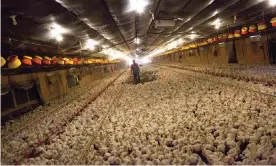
[51,0,276,60]
[129,0,149,50]
[49,23,100,50]
[146,0,276,59]
[49,22,129,60]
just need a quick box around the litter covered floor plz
[2,65,276,165]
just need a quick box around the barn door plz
[268,40,276,64]
[226,41,238,64]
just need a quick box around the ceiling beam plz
[102,0,132,53]
[54,0,126,53]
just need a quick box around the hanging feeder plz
[33,56,42,65]
[78,59,84,65]
[218,34,223,41]
[190,43,197,48]
[271,17,276,27]
[51,56,58,65]
[202,40,208,45]
[241,27,248,35]
[43,56,51,65]
[249,25,257,33]
[68,59,74,65]
[257,22,267,31]
[234,30,241,38]
[222,33,228,40]
[72,58,79,64]
[57,58,65,65]
[63,58,70,65]
[7,55,21,68]
[1,56,6,67]
[22,56,32,66]
[228,32,234,39]
[213,37,219,42]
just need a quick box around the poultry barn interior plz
[1,0,276,165]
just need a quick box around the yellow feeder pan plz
[33,56,42,65]
[43,56,52,65]
[241,27,248,35]
[51,57,59,65]
[271,17,276,27]
[23,56,32,60]
[63,58,69,65]
[1,56,6,67]
[222,33,228,40]
[218,34,223,40]
[22,56,33,66]
[257,22,267,31]
[68,60,74,65]
[249,25,257,33]
[44,56,51,60]
[207,38,213,43]
[228,33,234,39]
[234,30,241,38]
[7,55,21,68]
[57,60,65,65]
[35,55,43,60]
[77,60,83,64]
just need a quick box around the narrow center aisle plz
[22,65,276,165]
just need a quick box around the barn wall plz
[153,32,276,65]
[1,63,125,117]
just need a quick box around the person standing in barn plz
[130,60,140,84]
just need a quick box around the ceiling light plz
[147,48,165,57]
[269,0,276,6]
[50,23,68,41]
[141,57,151,64]
[56,35,63,42]
[84,39,99,50]
[212,18,222,29]
[178,38,184,44]
[50,23,67,37]
[213,18,221,25]
[213,10,218,16]
[189,27,193,30]
[215,25,220,29]
[135,38,140,44]
[189,34,197,40]
[102,48,131,61]
[128,0,149,14]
